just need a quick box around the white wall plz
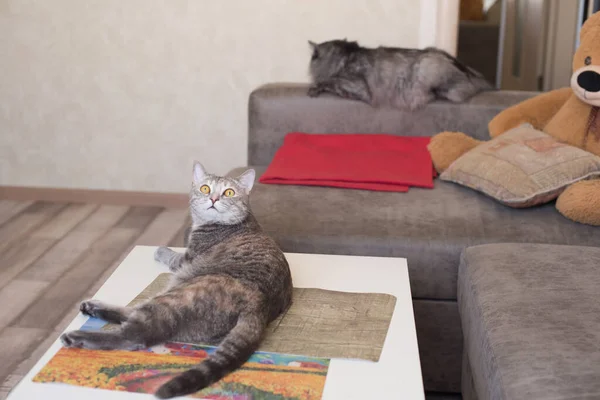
[1,0,426,193]
[420,0,459,56]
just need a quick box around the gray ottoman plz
[458,243,600,400]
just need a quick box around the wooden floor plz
[0,200,190,399]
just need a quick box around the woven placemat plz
[103,273,396,362]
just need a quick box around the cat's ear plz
[309,41,319,60]
[192,161,207,183]
[237,169,256,194]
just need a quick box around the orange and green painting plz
[33,318,330,399]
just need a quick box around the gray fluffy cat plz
[60,162,293,399]
[308,39,493,110]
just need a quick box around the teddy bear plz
[428,10,600,226]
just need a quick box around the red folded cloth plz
[259,133,435,192]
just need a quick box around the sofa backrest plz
[247,83,537,166]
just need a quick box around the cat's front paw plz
[154,246,172,264]
[80,299,101,318]
[307,84,325,97]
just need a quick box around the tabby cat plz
[60,162,293,399]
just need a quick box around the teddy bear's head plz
[571,11,600,107]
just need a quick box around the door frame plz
[419,0,460,56]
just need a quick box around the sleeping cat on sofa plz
[60,162,293,399]
[307,39,493,111]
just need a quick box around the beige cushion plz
[440,124,600,208]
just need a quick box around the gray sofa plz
[459,244,600,400]
[225,84,600,397]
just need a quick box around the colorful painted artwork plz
[33,318,330,399]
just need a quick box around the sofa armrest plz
[247,83,538,166]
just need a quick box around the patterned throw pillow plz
[440,124,600,208]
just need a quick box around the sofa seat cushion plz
[230,167,600,300]
[458,243,600,400]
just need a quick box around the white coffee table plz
[6,246,424,399]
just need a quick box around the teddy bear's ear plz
[580,11,600,40]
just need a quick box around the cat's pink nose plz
[210,197,219,204]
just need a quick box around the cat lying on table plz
[61,162,293,399]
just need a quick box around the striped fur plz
[60,162,293,398]
[308,39,494,110]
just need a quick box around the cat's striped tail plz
[154,312,266,399]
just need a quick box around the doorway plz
[456,0,598,91]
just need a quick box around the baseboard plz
[0,186,188,208]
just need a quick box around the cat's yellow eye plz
[223,188,235,197]
[199,185,211,194]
